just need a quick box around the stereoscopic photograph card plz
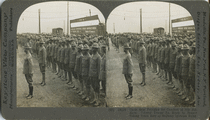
[1,0,209,119]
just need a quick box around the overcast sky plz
[17,1,193,34]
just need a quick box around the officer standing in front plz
[38,38,47,86]
[137,39,147,86]
[23,43,34,99]
[123,44,133,99]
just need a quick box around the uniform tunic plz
[64,46,70,70]
[169,48,177,70]
[89,52,101,78]
[81,53,91,77]
[99,54,106,81]
[54,45,58,60]
[23,52,33,85]
[164,45,171,66]
[174,52,183,79]
[157,46,162,63]
[89,52,101,92]
[123,52,133,87]
[181,53,190,88]
[38,46,46,64]
[74,52,83,75]
[57,46,61,62]
[138,46,146,73]
[122,53,133,75]
[23,53,33,74]
[69,48,77,69]
[38,46,46,73]
[189,54,195,89]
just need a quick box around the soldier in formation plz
[109,33,195,105]
[38,38,47,86]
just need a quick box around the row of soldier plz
[111,33,195,106]
[22,34,107,106]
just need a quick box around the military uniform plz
[38,44,46,73]
[64,41,70,79]
[69,43,78,81]
[60,43,65,78]
[169,42,178,84]
[99,45,106,95]
[74,45,83,84]
[23,44,34,98]
[38,39,47,86]
[164,40,171,81]
[123,44,133,99]
[89,52,101,93]
[46,41,51,67]
[81,45,91,100]
[180,44,190,101]
[188,45,195,104]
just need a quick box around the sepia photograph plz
[17,1,107,107]
[16,1,195,108]
[106,2,195,107]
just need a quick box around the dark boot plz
[126,87,133,99]
[125,86,130,98]
[27,86,33,99]
[26,86,30,97]
[30,86,33,96]
[41,73,46,86]
[141,73,146,86]
[130,87,133,96]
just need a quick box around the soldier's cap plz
[165,38,170,42]
[78,40,83,44]
[71,42,77,47]
[101,43,106,48]
[39,38,45,44]
[171,41,177,47]
[77,44,84,50]
[182,44,190,50]
[92,43,100,49]
[123,43,131,49]
[93,38,98,43]
[138,39,145,44]
[183,38,188,43]
[191,43,196,48]
[178,44,183,49]
[83,39,89,44]
[83,44,90,50]
[171,38,175,42]
[24,43,31,49]
[127,36,131,39]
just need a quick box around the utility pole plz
[38,9,41,34]
[64,20,65,34]
[169,3,171,35]
[67,2,69,36]
[89,9,91,16]
[113,23,115,33]
[165,20,167,33]
[140,9,142,34]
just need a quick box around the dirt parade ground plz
[17,46,106,107]
[106,39,194,108]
